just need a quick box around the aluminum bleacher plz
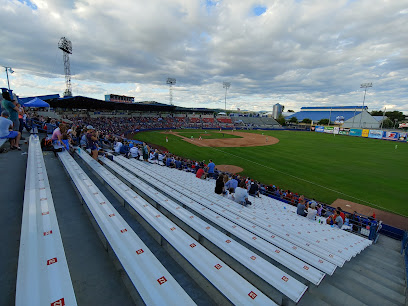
[112,156,331,282]
[16,135,77,306]
[122,160,371,263]
[99,155,311,302]
[75,150,278,305]
[57,150,196,305]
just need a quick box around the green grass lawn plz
[134,129,408,216]
[176,131,242,139]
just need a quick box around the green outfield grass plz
[134,129,408,216]
[176,131,242,139]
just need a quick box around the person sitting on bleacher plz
[0,110,22,150]
[326,210,344,228]
[224,175,238,193]
[129,143,138,158]
[114,138,123,153]
[86,125,99,160]
[51,123,67,144]
[296,201,307,217]
[248,180,260,197]
[306,202,317,220]
[234,181,251,206]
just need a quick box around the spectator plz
[207,159,215,178]
[214,173,225,195]
[225,175,238,193]
[248,180,260,197]
[196,167,206,179]
[52,123,67,143]
[129,143,138,158]
[337,207,346,222]
[326,210,344,228]
[1,92,20,133]
[297,201,307,217]
[234,181,250,206]
[86,125,99,160]
[142,142,149,161]
[306,202,317,220]
[316,203,323,216]
[114,138,123,153]
[0,110,21,150]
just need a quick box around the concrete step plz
[297,291,331,306]
[352,255,406,279]
[327,273,402,306]
[362,247,404,267]
[333,269,406,305]
[307,282,367,306]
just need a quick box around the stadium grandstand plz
[1,91,407,305]
[286,106,380,128]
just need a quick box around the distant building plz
[272,103,283,119]
[286,106,380,128]
[105,94,134,103]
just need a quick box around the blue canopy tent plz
[23,97,50,108]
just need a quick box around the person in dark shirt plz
[86,125,99,160]
[214,173,225,195]
[248,180,260,197]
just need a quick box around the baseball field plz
[133,129,408,217]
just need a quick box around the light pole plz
[394,119,398,129]
[223,81,230,111]
[3,67,14,90]
[166,78,176,105]
[359,82,372,128]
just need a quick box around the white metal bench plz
[75,150,278,305]
[113,156,333,280]
[16,135,77,306]
[58,150,195,306]
[100,155,311,302]
[124,159,353,266]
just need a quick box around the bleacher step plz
[332,269,406,305]
[306,282,367,306]
[351,255,406,280]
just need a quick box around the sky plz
[1,0,408,113]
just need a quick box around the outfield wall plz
[312,126,408,142]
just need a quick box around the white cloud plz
[1,0,407,113]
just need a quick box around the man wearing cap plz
[86,125,99,160]
[0,110,21,150]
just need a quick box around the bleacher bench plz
[16,135,77,306]
[58,150,195,305]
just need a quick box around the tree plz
[301,118,312,124]
[318,118,330,125]
[385,111,405,122]
[370,110,384,116]
[381,118,393,128]
[276,114,286,126]
[289,116,298,123]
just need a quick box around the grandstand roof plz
[19,94,60,104]
[286,110,363,121]
[301,106,368,110]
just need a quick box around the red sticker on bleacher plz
[120,229,127,233]
[306,243,310,246]
[268,225,271,227]
[143,204,148,207]
[100,202,105,205]
[214,264,222,270]
[136,249,144,255]
[252,237,257,240]
[176,207,181,210]
[93,192,98,195]
[271,235,275,238]
[51,298,65,306]
[133,196,138,198]
[156,215,161,218]
[170,227,176,231]
[109,214,115,217]
[252,225,256,228]
[286,233,290,236]
[42,211,49,216]
[316,240,320,243]
[232,225,236,228]
[275,250,280,253]
[47,258,57,265]
[40,198,47,201]
[190,243,196,248]
[298,232,301,234]
[282,276,289,282]
[43,230,52,236]
[40,187,45,190]
[248,291,257,299]
[215,216,220,219]
[329,254,333,258]
[189,215,194,219]
[303,265,309,270]
[250,256,256,260]
[226,240,231,244]
[157,276,167,285]
[318,259,323,263]
[206,227,210,230]
[292,246,297,250]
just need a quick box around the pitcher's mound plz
[216,165,244,173]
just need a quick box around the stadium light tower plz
[223,81,231,111]
[58,37,73,97]
[3,66,14,90]
[166,78,176,105]
[359,82,372,128]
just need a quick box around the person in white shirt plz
[234,181,250,206]
[114,139,123,153]
[129,143,138,158]
[306,203,318,220]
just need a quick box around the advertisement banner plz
[311,126,316,131]
[398,132,407,141]
[333,127,340,134]
[315,126,324,133]
[383,131,399,140]
[339,128,350,135]
[350,129,362,137]
[324,126,334,134]
[368,130,383,139]
[361,129,369,137]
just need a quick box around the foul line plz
[210,147,406,217]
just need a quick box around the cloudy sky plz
[1,0,408,113]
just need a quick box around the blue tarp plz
[23,97,50,108]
